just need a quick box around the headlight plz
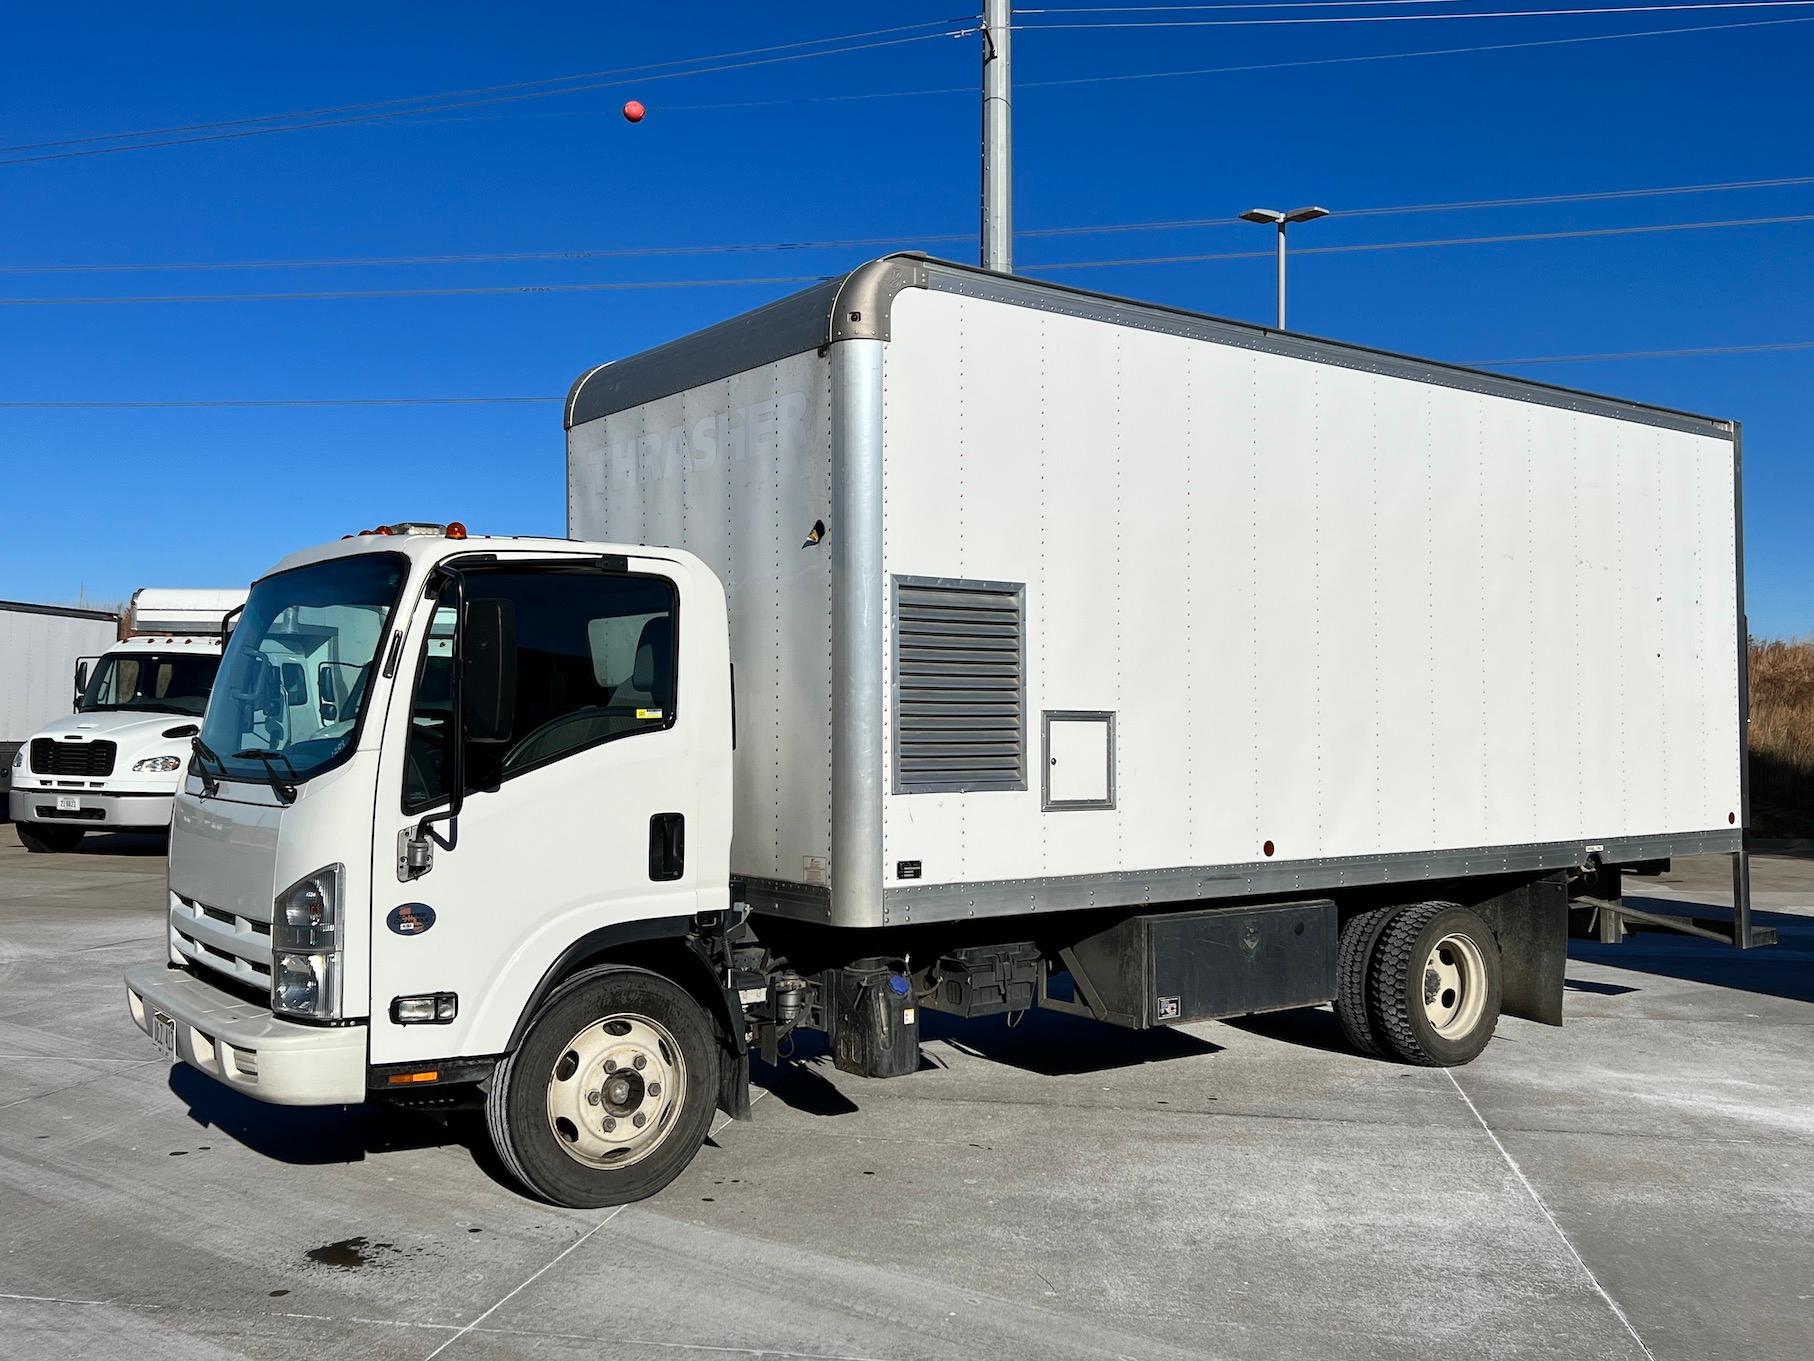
[132,755,184,773]
[272,864,344,1018]
[273,952,339,1018]
[10,748,20,769]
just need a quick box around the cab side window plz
[403,569,677,811]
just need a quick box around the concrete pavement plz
[0,831,1808,1360]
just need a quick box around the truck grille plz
[170,893,272,995]
[30,738,116,777]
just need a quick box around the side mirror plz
[317,663,339,723]
[72,656,96,710]
[462,598,516,743]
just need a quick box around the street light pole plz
[1240,205,1330,329]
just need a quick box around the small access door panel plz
[1043,710,1114,810]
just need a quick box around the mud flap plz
[1472,874,1568,1026]
[718,1045,751,1121]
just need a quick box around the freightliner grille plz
[31,738,116,777]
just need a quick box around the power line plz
[5,174,1810,276]
[1475,339,1814,364]
[1025,173,1814,237]
[600,13,1814,113]
[1015,1,1814,27]
[0,233,971,276]
[0,396,560,409]
[0,20,965,156]
[1024,2,1511,10]
[2,210,1811,305]
[1032,210,1814,270]
[0,27,967,169]
[0,274,832,306]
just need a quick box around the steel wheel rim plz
[1422,931,1487,1039]
[545,1013,686,1170]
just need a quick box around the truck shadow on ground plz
[25,829,167,856]
[753,1007,1227,1117]
[1567,900,1813,1004]
[166,1065,518,1189]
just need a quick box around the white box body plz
[568,257,1745,929]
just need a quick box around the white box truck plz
[11,588,245,850]
[126,256,1755,1207]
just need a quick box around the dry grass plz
[1749,638,1814,834]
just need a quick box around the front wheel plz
[486,968,718,1207]
[1368,902,1503,1066]
[16,821,84,853]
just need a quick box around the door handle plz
[649,813,684,882]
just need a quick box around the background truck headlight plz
[132,755,184,773]
[271,865,343,1018]
[10,748,21,769]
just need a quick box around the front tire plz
[1368,902,1503,1066]
[486,968,718,1208]
[16,821,84,853]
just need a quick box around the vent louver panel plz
[893,580,1026,793]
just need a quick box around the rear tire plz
[16,822,84,853]
[486,968,718,1208]
[1368,902,1502,1067]
[1333,904,1408,1057]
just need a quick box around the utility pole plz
[1239,205,1330,330]
[981,0,1013,273]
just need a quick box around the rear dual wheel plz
[1336,901,1502,1066]
[487,969,718,1208]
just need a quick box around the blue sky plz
[2,3,1809,636]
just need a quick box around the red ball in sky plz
[622,100,646,124]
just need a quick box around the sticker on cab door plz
[387,903,436,936]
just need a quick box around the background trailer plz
[566,255,1748,943]
[0,601,119,798]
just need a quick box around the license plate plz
[150,1010,177,1060]
[55,795,80,812]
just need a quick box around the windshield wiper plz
[191,737,226,797]
[232,748,299,806]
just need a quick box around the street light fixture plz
[1239,205,1330,330]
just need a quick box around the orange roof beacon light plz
[445,521,468,540]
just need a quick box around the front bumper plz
[11,787,173,829]
[124,961,366,1106]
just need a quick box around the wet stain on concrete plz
[304,1236,433,1270]
[307,1236,392,1270]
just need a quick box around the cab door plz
[367,559,708,1065]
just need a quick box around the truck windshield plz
[198,554,407,787]
[78,652,221,716]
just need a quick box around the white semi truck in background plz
[10,588,246,851]
[125,257,1759,1207]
